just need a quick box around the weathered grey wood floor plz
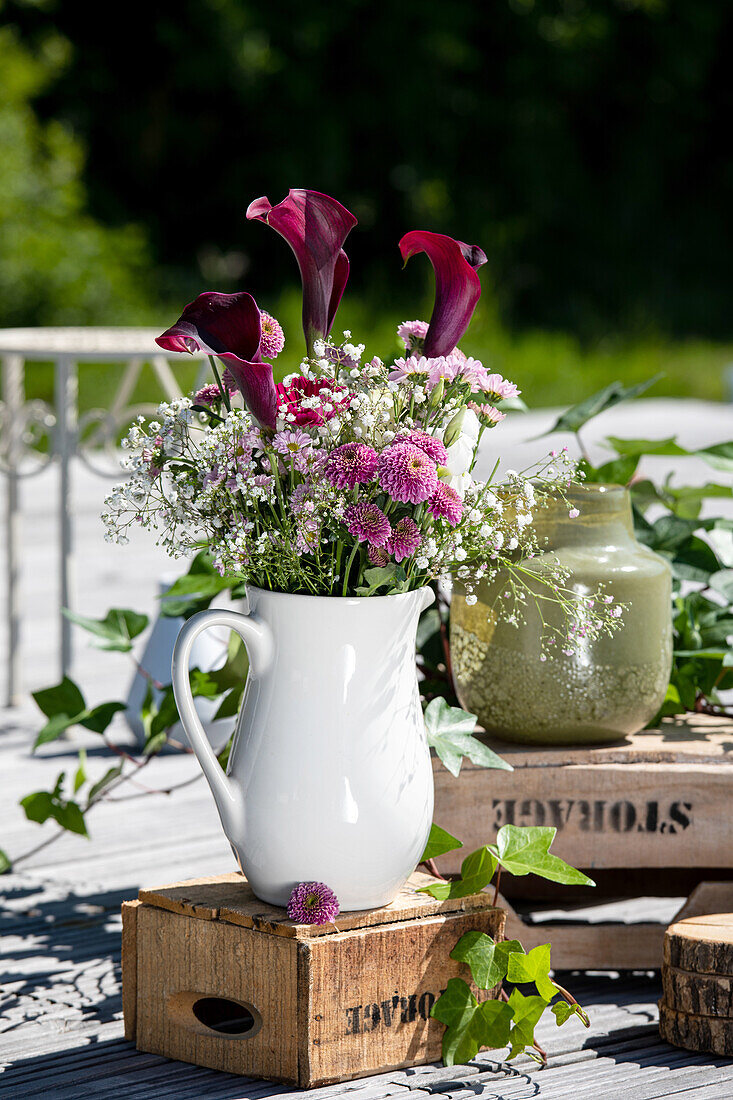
[3,398,733,1096]
[3,712,733,1099]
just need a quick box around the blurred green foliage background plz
[2,0,731,405]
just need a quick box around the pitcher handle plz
[171,608,273,830]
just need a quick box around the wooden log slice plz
[662,966,733,1017]
[659,1001,733,1056]
[664,913,733,975]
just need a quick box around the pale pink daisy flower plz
[378,443,439,504]
[393,430,448,466]
[426,355,462,388]
[324,442,379,490]
[259,311,285,359]
[428,483,463,526]
[386,516,421,562]
[388,356,432,384]
[296,519,320,556]
[480,373,521,401]
[468,401,506,426]
[287,881,340,925]
[397,319,429,352]
[459,357,489,389]
[273,428,312,461]
[344,502,391,546]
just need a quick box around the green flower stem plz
[209,356,231,413]
[342,542,360,596]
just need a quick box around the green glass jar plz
[450,484,673,744]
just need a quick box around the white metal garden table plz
[0,328,207,705]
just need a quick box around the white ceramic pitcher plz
[171,585,435,911]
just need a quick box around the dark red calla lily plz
[399,231,487,358]
[156,291,277,429]
[246,189,357,354]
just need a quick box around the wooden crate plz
[122,871,505,1088]
[433,715,733,970]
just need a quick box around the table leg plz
[55,355,77,681]
[3,353,24,706]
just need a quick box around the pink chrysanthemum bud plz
[287,881,340,925]
[428,483,463,526]
[368,545,390,566]
[344,502,391,547]
[377,443,438,505]
[194,383,226,407]
[386,516,421,562]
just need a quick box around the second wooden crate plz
[433,715,733,970]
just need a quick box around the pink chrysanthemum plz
[428,483,463,526]
[344,502,391,546]
[324,442,379,490]
[287,881,340,925]
[259,311,285,359]
[194,383,227,407]
[394,430,448,466]
[219,369,243,394]
[397,319,429,352]
[386,516,421,562]
[378,444,438,505]
[368,544,390,566]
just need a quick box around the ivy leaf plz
[431,979,514,1066]
[79,701,127,734]
[34,712,81,749]
[73,749,87,793]
[491,825,595,886]
[431,978,481,1066]
[62,607,149,652]
[541,375,662,436]
[506,943,557,1000]
[217,734,234,772]
[608,436,733,473]
[580,454,639,486]
[424,698,511,777]
[159,551,234,618]
[0,849,11,874]
[87,763,124,803]
[207,633,249,693]
[420,823,463,863]
[20,774,89,837]
[355,565,401,596]
[213,686,244,720]
[450,931,524,990]
[552,1000,590,1027]
[506,989,548,1060]
[419,845,497,900]
[33,676,125,745]
[33,676,85,721]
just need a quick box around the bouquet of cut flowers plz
[103,189,620,651]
